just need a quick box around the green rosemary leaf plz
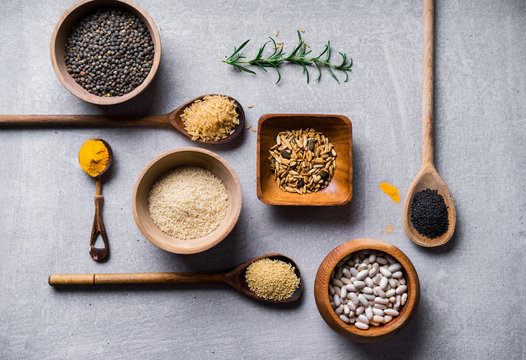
[223,33,353,84]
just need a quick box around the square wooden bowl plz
[257,114,353,206]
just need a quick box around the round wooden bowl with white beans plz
[314,238,420,343]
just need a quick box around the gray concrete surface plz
[1,0,525,359]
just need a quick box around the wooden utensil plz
[314,238,420,343]
[49,253,303,304]
[0,94,245,144]
[257,114,353,206]
[402,0,456,247]
[50,0,162,105]
[80,139,112,262]
[132,148,243,255]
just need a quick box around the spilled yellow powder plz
[383,224,394,235]
[379,182,400,203]
[78,139,109,177]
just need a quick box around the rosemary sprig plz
[222,31,353,84]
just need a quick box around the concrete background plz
[0,0,524,359]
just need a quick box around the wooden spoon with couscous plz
[0,94,245,144]
[48,254,303,304]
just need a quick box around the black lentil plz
[411,189,449,238]
[64,8,154,97]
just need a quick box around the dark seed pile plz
[64,8,154,97]
[411,189,449,238]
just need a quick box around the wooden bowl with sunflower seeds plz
[257,114,352,206]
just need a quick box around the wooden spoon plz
[48,253,303,304]
[80,139,113,262]
[402,0,456,247]
[0,94,245,144]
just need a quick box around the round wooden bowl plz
[50,0,161,105]
[314,238,420,343]
[132,148,242,255]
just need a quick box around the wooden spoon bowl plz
[132,147,242,254]
[403,164,456,247]
[50,0,162,105]
[314,238,420,343]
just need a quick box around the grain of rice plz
[148,166,228,239]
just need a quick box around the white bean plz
[358,294,369,306]
[389,296,396,303]
[340,314,350,323]
[376,257,387,265]
[362,286,373,294]
[370,321,380,327]
[385,289,396,298]
[344,304,350,315]
[334,294,341,307]
[336,305,344,315]
[358,314,369,324]
[342,268,351,278]
[375,297,389,305]
[332,278,343,287]
[373,315,384,323]
[389,279,398,288]
[356,306,364,315]
[374,303,387,310]
[379,277,389,290]
[384,309,399,316]
[329,285,335,295]
[345,284,356,292]
[357,269,369,281]
[349,292,359,305]
[357,263,368,271]
[372,308,384,316]
[396,285,407,295]
[400,278,406,285]
[388,263,402,273]
[373,274,382,284]
[355,322,369,330]
[383,315,393,323]
[350,267,359,276]
[379,267,392,277]
[391,271,403,278]
[365,277,374,288]
[401,293,408,306]
[340,286,347,299]
[349,316,356,324]
[340,277,352,285]
[364,294,375,301]
[333,286,341,295]
[385,254,395,264]
[369,267,377,277]
[365,307,373,320]
[347,301,357,311]
[354,281,366,289]
[374,286,386,298]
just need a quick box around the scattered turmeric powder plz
[379,182,400,203]
[383,224,394,235]
[78,139,110,177]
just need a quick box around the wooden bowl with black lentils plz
[51,0,161,105]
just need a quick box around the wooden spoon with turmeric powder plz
[78,139,112,262]
[48,254,303,304]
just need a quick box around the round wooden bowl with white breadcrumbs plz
[132,148,242,254]
[314,238,420,342]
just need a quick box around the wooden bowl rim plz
[131,147,242,254]
[314,238,420,342]
[50,0,161,105]
[256,113,353,206]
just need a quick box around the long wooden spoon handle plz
[0,114,171,128]
[49,272,226,286]
[422,0,435,165]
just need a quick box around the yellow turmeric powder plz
[379,182,400,203]
[79,139,110,177]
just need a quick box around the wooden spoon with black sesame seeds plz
[48,254,303,304]
[0,94,245,144]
